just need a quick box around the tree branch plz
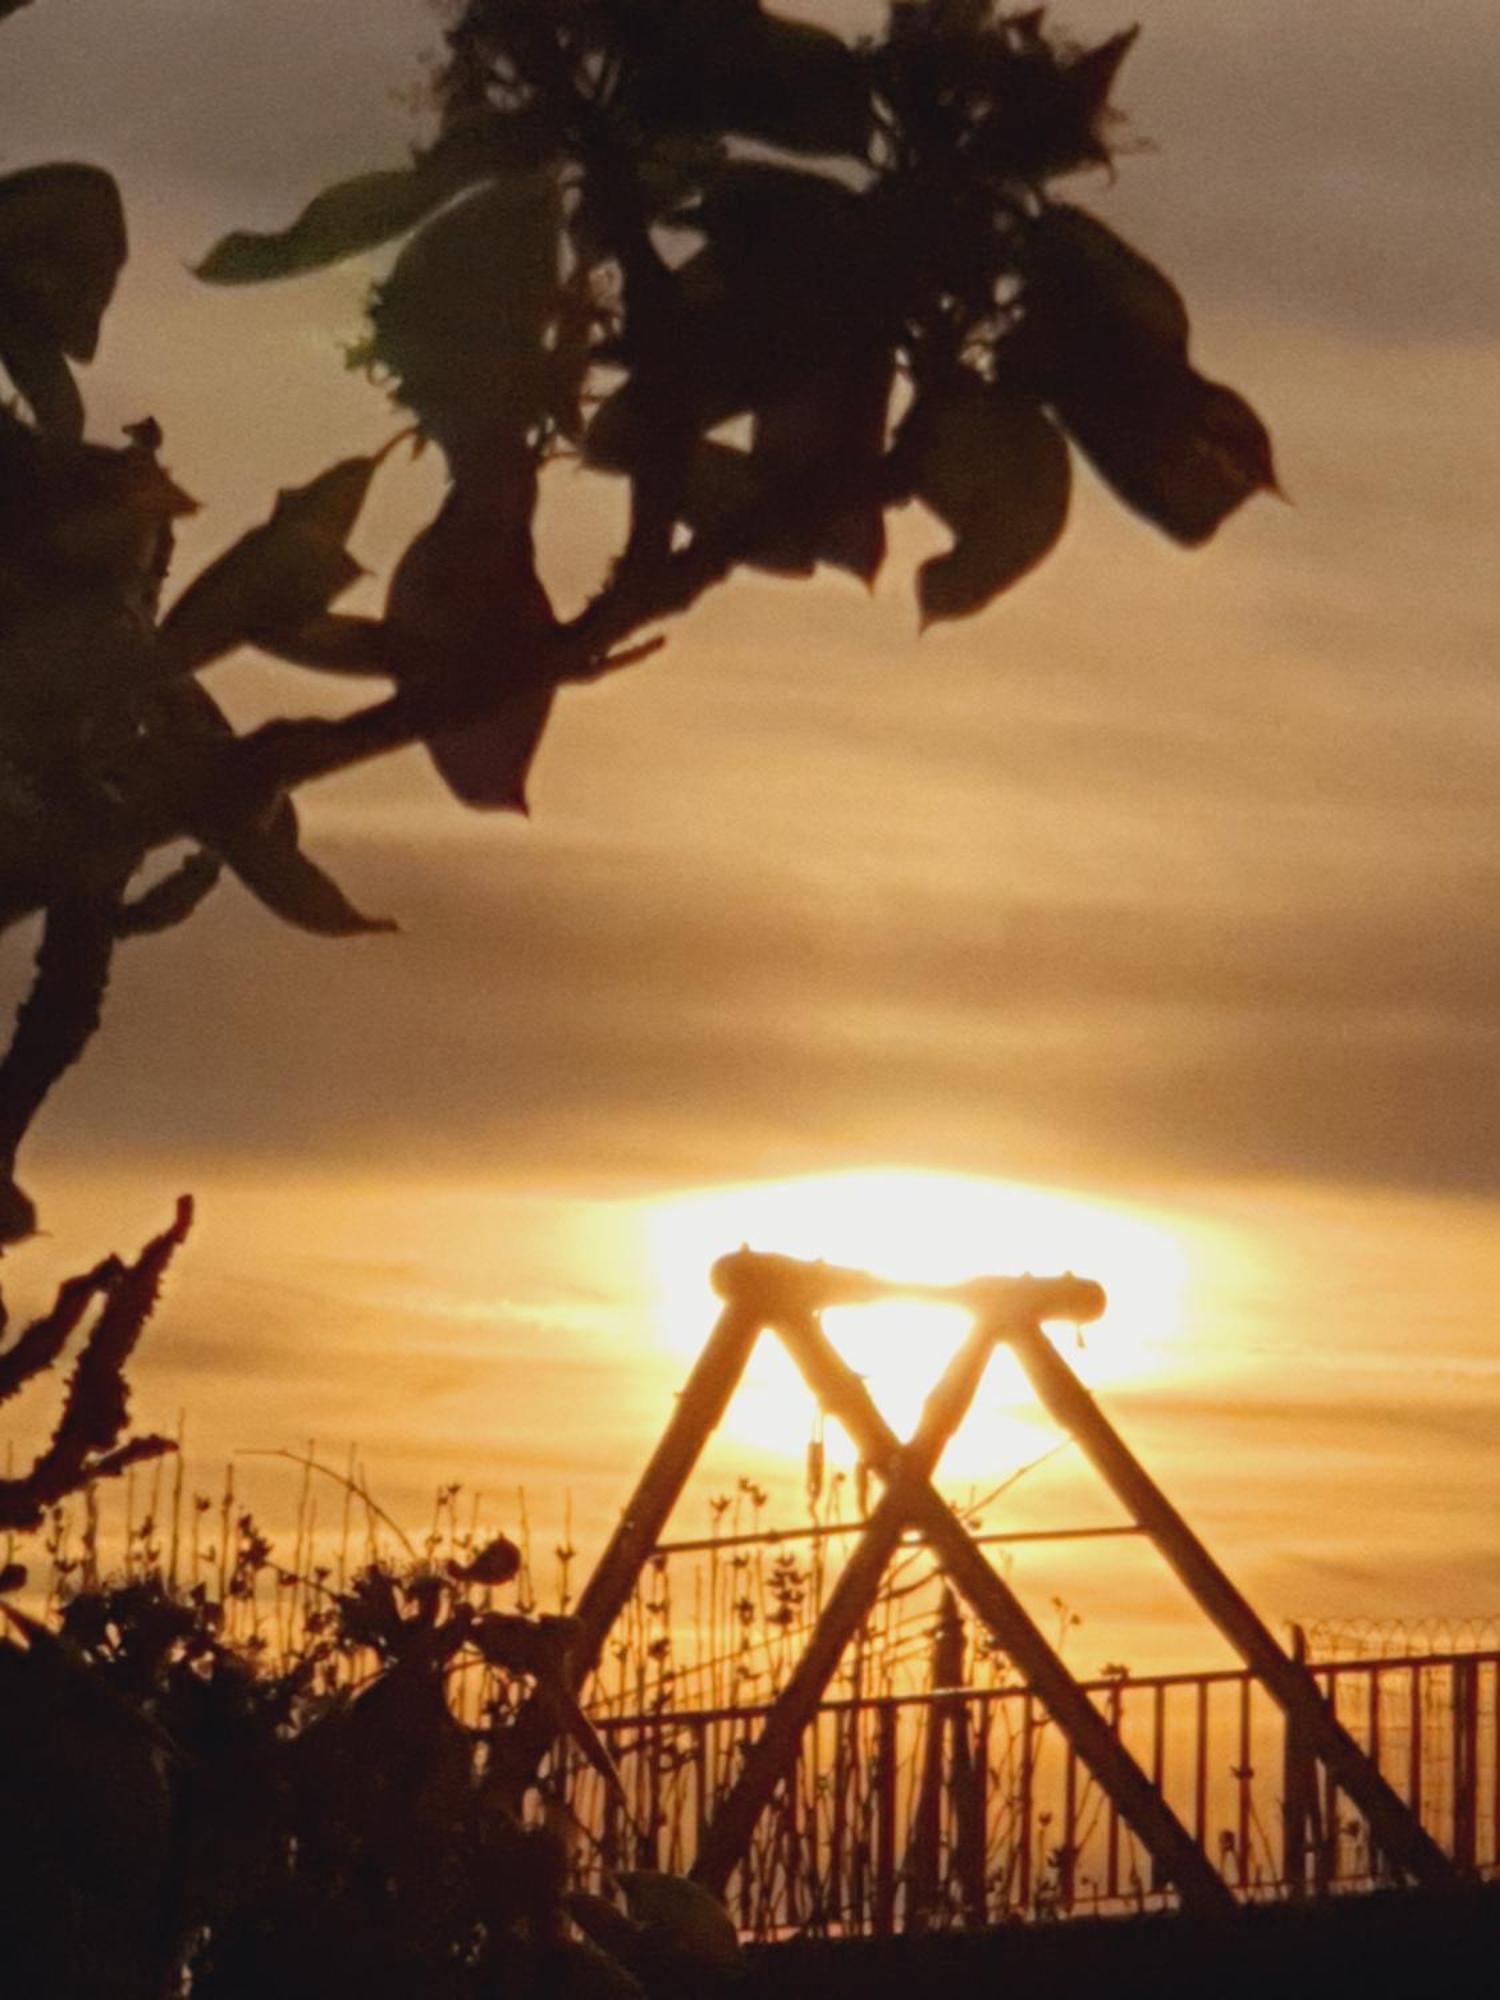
[0,893,122,1238]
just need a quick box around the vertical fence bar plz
[958,1698,989,1927]
[829,1707,848,1931]
[875,1704,897,1936]
[1409,1664,1423,1820]
[1151,1684,1166,1893]
[1106,1684,1122,1900]
[692,1719,709,1861]
[1061,1744,1078,1913]
[1019,1693,1035,1912]
[1236,1675,1252,1888]
[1455,1657,1479,1872]
[1194,1680,1209,1851]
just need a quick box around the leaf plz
[196,163,488,284]
[253,611,387,675]
[0,1168,34,1248]
[899,376,1071,623]
[970,27,1139,181]
[214,794,397,937]
[0,163,127,360]
[615,1872,741,1968]
[157,443,398,673]
[425,689,554,810]
[0,313,81,437]
[1018,202,1277,542]
[113,851,222,937]
[1023,203,1190,376]
[685,163,887,348]
[384,473,558,810]
[623,2,870,157]
[25,421,198,603]
[1059,27,1139,157]
[1059,364,1279,546]
[368,171,561,460]
[447,1532,522,1588]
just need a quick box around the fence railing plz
[561,1646,1500,1937]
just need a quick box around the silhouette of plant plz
[0,1197,187,1535]
[2,1539,742,1995]
[0,0,1275,1245]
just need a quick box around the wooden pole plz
[510,1296,763,1773]
[692,1306,1004,1895]
[695,1299,1237,1915]
[567,1296,764,1682]
[1004,1321,1456,1890]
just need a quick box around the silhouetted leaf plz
[215,794,396,937]
[1024,203,1189,375]
[157,445,397,673]
[13,421,199,605]
[898,376,1071,622]
[1059,27,1138,157]
[0,1178,37,1250]
[425,689,553,812]
[447,1533,522,1588]
[196,162,490,284]
[678,374,890,582]
[113,851,222,937]
[1018,203,1276,542]
[971,27,1138,180]
[384,472,557,809]
[1060,364,1279,545]
[254,611,387,675]
[0,163,126,360]
[622,2,870,156]
[0,313,81,437]
[368,171,561,460]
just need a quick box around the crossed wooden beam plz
[539,1249,1454,1913]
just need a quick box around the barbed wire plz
[1290,1613,1500,1661]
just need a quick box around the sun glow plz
[646,1170,1190,1481]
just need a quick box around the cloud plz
[18,764,1495,1199]
[5,0,1498,1215]
[1042,0,1500,343]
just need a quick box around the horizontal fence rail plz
[560,1647,1500,1938]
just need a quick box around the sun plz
[644,1169,1190,1482]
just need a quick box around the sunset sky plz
[4,0,1499,1669]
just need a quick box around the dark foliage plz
[0,1199,186,1532]
[0,0,1275,1244]
[2,1552,743,1998]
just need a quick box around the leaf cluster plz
[1,1541,741,1998]
[0,0,1275,1241]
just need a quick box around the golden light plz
[645,1169,1190,1482]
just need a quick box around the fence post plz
[875,1704,898,1936]
[1282,1624,1315,1900]
[1454,1656,1479,1873]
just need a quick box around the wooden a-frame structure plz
[524,1249,1453,1913]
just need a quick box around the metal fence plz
[563,1644,1500,1937]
